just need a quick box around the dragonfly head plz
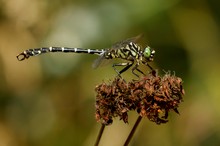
[143,46,155,62]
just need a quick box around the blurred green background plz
[0,0,220,145]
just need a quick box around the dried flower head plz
[95,71,185,125]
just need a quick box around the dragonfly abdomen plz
[17,47,104,61]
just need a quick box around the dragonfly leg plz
[145,63,157,76]
[131,64,145,78]
[145,63,153,71]
[112,62,133,77]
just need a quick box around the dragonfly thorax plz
[103,42,141,61]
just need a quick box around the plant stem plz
[124,116,142,146]
[94,124,105,146]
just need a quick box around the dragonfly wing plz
[111,34,143,49]
[92,53,107,69]
[92,34,143,69]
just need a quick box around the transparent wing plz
[92,52,107,69]
[111,34,143,50]
[92,34,143,69]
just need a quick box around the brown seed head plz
[95,71,185,125]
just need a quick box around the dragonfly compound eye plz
[143,46,155,61]
[143,46,152,58]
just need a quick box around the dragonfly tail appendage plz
[17,52,29,61]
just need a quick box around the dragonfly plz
[16,35,155,77]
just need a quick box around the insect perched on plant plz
[17,35,155,77]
